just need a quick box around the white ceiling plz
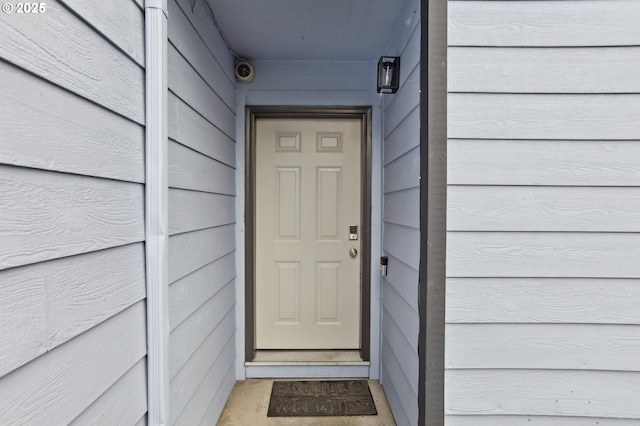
[204,0,412,61]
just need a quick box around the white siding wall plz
[0,1,148,424]
[380,2,421,425]
[446,1,640,424]
[167,1,237,424]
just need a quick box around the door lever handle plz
[349,248,358,258]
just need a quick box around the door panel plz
[255,118,362,349]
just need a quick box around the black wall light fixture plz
[377,56,400,94]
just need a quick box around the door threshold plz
[247,350,369,366]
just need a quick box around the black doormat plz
[267,380,377,417]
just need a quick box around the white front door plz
[255,117,362,349]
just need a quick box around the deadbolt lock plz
[349,225,358,241]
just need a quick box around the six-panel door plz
[255,118,362,349]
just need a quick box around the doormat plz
[267,380,377,417]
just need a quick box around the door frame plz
[245,105,373,362]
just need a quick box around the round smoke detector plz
[234,61,254,83]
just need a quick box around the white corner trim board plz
[146,0,168,14]
[145,0,169,425]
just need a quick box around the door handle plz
[349,248,358,258]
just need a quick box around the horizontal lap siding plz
[70,357,148,425]
[0,0,144,124]
[0,302,147,425]
[0,1,147,423]
[447,278,640,324]
[449,94,640,140]
[167,1,237,424]
[447,370,640,418]
[0,167,144,269]
[449,1,640,47]
[446,324,640,371]
[0,61,144,183]
[381,2,421,424]
[449,47,640,94]
[446,1,640,423]
[448,140,640,186]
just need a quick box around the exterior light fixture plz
[377,56,400,94]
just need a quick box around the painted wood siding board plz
[449,94,640,140]
[0,1,144,124]
[70,357,147,425]
[383,0,420,60]
[449,1,640,47]
[445,369,640,418]
[46,244,146,349]
[174,0,236,82]
[170,314,234,419]
[448,140,640,187]
[0,265,46,378]
[383,223,420,270]
[168,224,235,284]
[446,323,640,371]
[0,302,146,425]
[169,141,235,195]
[167,0,237,421]
[246,90,372,106]
[168,92,236,168]
[381,364,412,426]
[384,187,420,229]
[0,61,144,183]
[446,415,640,426]
[449,47,640,94]
[169,252,236,331]
[167,0,235,108]
[168,44,235,138]
[198,368,236,426]
[383,254,419,312]
[59,0,144,66]
[383,107,420,166]
[0,167,144,271]
[446,278,640,325]
[382,284,419,351]
[397,22,421,87]
[135,414,148,426]
[174,343,235,426]
[383,65,420,138]
[169,189,235,236]
[169,283,235,378]
[381,338,419,426]
[447,232,640,278]
[382,308,420,394]
[447,0,640,423]
[0,243,146,374]
[250,61,374,91]
[381,13,422,423]
[448,186,640,232]
[383,147,420,193]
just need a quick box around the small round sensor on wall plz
[234,61,254,83]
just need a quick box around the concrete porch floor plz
[216,379,397,425]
